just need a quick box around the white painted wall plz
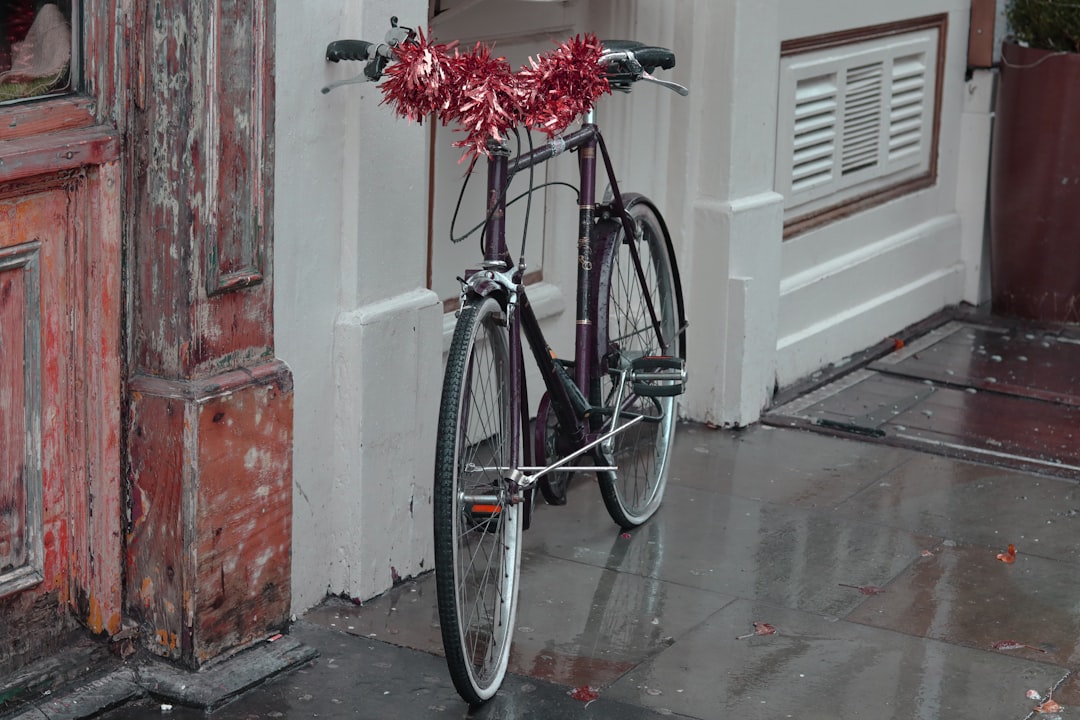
[771,0,980,390]
[275,0,437,614]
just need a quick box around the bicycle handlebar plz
[323,17,685,94]
[321,17,687,148]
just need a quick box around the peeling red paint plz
[0,150,122,663]
[127,362,293,667]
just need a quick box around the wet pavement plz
[767,316,1080,479]
[88,420,1079,719]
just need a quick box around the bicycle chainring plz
[535,393,573,505]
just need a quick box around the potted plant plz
[989,0,1080,323]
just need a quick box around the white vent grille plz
[776,27,938,224]
[791,75,838,193]
[888,53,928,162]
[841,62,884,175]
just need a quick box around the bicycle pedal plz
[629,356,687,397]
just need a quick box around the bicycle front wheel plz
[434,295,522,704]
[595,198,685,529]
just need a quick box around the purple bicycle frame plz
[475,120,666,472]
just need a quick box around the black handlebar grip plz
[327,39,374,63]
[634,47,676,73]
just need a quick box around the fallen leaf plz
[839,583,886,595]
[997,543,1017,563]
[893,338,905,351]
[993,640,1047,653]
[736,621,777,640]
[1034,698,1062,713]
[569,685,599,703]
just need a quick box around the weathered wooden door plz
[0,6,123,696]
[3,0,289,685]
[0,120,123,677]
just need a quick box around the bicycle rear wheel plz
[434,295,522,704]
[595,198,685,528]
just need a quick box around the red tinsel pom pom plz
[380,31,611,158]
[444,43,521,158]
[518,34,609,136]
[380,29,459,122]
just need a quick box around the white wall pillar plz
[677,0,785,427]
[331,290,441,598]
[276,0,435,614]
[957,69,996,305]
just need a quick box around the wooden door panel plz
[0,242,43,596]
[0,153,122,676]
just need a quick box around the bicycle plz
[325,18,689,705]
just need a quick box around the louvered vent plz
[791,75,838,193]
[841,62,884,175]
[888,52,927,161]
[776,23,940,229]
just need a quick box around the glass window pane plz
[1,1,74,103]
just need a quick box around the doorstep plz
[1,634,317,719]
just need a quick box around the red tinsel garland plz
[380,31,609,158]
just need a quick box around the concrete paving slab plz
[839,452,1080,563]
[604,598,1069,720]
[530,480,941,619]
[306,551,738,690]
[668,423,910,507]
[846,541,1080,668]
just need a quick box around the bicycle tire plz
[434,295,522,704]
[594,198,685,528]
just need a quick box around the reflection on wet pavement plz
[95,420,1080,719]
[290,422,1077,718]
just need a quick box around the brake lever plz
[641,71,689,96]
[321,74,371,94]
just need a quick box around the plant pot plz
[989,41,1080,323]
